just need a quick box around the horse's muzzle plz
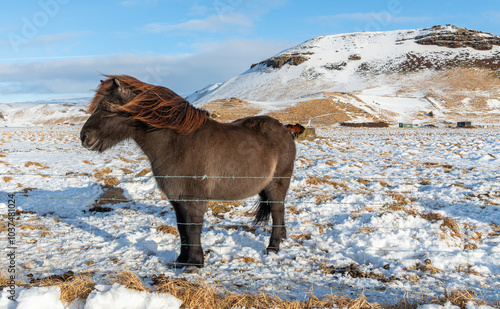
[80,130,101,151]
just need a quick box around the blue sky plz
[0,0,499,102]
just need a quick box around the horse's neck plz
[132,129,177,165]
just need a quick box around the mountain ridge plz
[187,25,500,126]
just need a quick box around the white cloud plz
[31,31,91,44]
[142,13,254,34]
[317,12,431,24]
[188,4,209,16]
[0,38,295,102]
[0,31,91,53]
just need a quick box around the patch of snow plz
[15,287,64,309]
[84,284,181,309]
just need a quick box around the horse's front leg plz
[170,200,206,268]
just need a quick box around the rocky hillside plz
[414,26,500,50]
[188,25,500,126]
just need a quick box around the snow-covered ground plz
[0,102,88,127]
[1,126,499,308]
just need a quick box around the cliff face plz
[414,25,500,51]
[250,53,311,69]
[247,25,500,73]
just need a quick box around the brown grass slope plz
[201,68,500,126]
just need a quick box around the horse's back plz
[233,116,290,140]
[231,115,295,172]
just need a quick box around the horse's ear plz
[113,78,123,89]
[113,78,135,101]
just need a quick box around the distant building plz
[297,127,317,140]
[399,123,413,128]
[457,121,472,128]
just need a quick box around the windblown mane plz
[89,75,209,134]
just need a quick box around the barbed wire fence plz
[1,168,499,301]
[1,126,499,301]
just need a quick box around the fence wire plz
[1,127,500,301]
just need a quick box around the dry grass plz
[306,176,348,189]
[136,168,152,177]
[396,67,500,123]
[356,178,371,185]
[208,201,243,218]
[93,168,120,185]
[105,176,120,186]
[455,264,485,277]
[290,233,312,240]
[408,262,443,275]
[288,205,300,214]
[1,271,497,308]
[392,193,411,205]
[157,224,179,236]
[3,176,13,182]
[379,180,390,187]
[0,273,9,289]
[110,271,150,292]
[420,212,444,221]
[235,256,259,263]
[202,92,384,126]
[440,217,462,239]
[422,162,454,172]
[19,224,49,231]
[219,224,257,233]
[204,98,260,123]
[120,168,133,174]
[440,289,488,309]
[29,272,95,304]
[119,156,136,163]
[152,274,378,309]
[0,272,27,289]
[24,161,48,169]
[267,96,355,127]
[93,167,112,176]
[315,194,334,205]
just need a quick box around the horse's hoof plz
[170,261,203,270]
[183,265,200,274]
[266,247,279,254]
[170,262,187,269]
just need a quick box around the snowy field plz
[1,126,499,307]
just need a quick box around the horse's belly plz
[209,177,272,201]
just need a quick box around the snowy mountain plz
[189,25,500,126]
[2,26,499,127]
[185,83,222,104]
[0,98,90,126]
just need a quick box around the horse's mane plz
[89,75,209,134]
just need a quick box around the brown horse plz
[286,123,305,139]
[80,75,296,269]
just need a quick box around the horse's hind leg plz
[170,201,205,268]
[259,178,290,254]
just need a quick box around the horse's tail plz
[285,123,305,139]
[254,192,271,224]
